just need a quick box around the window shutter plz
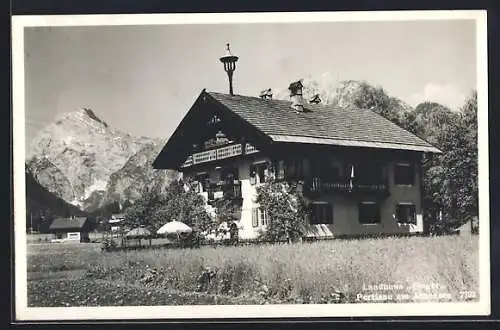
[259,209,268,226]
[252,208,259,227]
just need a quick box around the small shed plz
[49,217,91,243]
[109,213,125,232]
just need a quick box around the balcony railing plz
[305,177,389,197]
[206,180,242,203]
[181,142,259,168]
[245,143,259,154]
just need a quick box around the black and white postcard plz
[12,10,490,320]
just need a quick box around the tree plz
[123,179,212,233]
[255,180,308,243]
[351,83,479,233]
[350,81,407,126]
[415,92,478,232]
[441,92,478,222]
[123,186,162,229]
[212,198,241,237]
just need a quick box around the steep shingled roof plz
[152,90,442,170]
[49,217,89,231]
[206,91,441,153]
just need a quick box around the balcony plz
[304,177,389,198]
[206,180,243,204]
[181,142,259,168]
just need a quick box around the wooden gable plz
[152,90,273,170]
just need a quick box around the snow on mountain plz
[26,108,162,210]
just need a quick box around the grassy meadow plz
[26,235,479,306]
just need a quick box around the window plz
[359,201,381,224]
[355,163,384,184]
[310,202,333,224]
[395,203,416,224]
[394,163,415,185]
[207,186,215,201]
[252,207,259,227]
[256,163,267,184]
[276,160,285,180]
[259,208,269,226]
[221,166,238,182]
[311,158,340,180]
[251,162,268,184]
[284,158,304,180]
[195,172,209,192]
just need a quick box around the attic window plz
[207,115,222,126]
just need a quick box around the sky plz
[24,18,477,149]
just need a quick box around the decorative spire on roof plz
[309,94,321,104]
[259,88,273,99]
[219,43,239,96]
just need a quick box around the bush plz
[101,237,118,251]
[255,181,308,243]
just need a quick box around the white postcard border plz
[12,10,490,321]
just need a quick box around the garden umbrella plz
[156,220,192,235]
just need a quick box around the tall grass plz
[27,235,479,304]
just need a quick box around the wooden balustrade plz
[181,142,259,168]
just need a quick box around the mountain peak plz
[80,108,109,128]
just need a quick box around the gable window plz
[310,202,333,225]
[359,201,381,224]
[394,163,415,185]
[395,203,416,224]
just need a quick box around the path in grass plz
[28,275,263,306]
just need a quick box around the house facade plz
[48,216,91,242]
[152,83,441,240]
[152,44,440,240]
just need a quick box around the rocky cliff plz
[26,108,174,211]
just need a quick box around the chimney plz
[259,88,273,99]
[288,80,304,111]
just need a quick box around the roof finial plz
[219,43,239,95]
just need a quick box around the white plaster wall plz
[302,159,423,236]
[235,156,272,240]
[182,155,423,239]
